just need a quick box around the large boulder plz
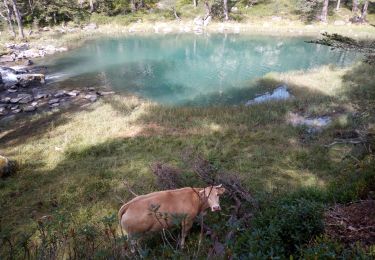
[0,155,18,178]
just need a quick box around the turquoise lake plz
[41,34,360,105]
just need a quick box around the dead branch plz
[150,162,183,190]
[123,180,138,197]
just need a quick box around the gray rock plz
[0,155,18,178]
[0,55,14,63]
[1,97,11,103]
[54,90,66,98]
[12,108,21,113]
[0,107,8,115]
[98,91,115,96]
[34,93,47,100]
[10,97,22,103]
[31,101,38,107]
[6,42,29,51]
[17,93,33,104]
[67,90,80,97]
[18,73,46,86]
[48,98,59,105]
[49,102,59,108]
[85,94,98,102]
[24,59,33,66]
[7,88,18,93]
[10,105,19,110]
[23,105,37,112]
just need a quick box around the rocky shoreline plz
[0,64,114,123]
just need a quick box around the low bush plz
[234,198,324,258]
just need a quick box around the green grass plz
[0,61,374,257]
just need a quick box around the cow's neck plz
[197,190,210,213]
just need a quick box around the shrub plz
[300,236,373,259]
[235,198,324,258]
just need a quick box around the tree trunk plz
[223,0,229,21]
[204,0,210,19]
[131,0,136,12]
[352,0,358,13]
[336,0,341,11]
[1,0,16,36]
[320,0,329,22]
[89,0,94,12]
[10,0,24,39]
[193,0,197,8]
[360,0,369,21]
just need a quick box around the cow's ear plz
[217,187,226,195]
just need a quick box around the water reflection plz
[40,34,360,105]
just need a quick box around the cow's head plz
[200,184,226,212]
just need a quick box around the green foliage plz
[300,236,373,259]
[235,198,324,257]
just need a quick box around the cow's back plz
[120,188,201,235]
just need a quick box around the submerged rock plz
[246,85,292,106]
[288,112,331,132]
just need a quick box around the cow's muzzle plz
[211,205,221,212]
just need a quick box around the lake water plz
[40,34,359,105]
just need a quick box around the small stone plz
[7,88,18,93]
[54,90,66,98]
[23,105,36,112]
[85,94,98,102]
[67,90,80,97]
[12,108,21,113]
[34,93,47,99]
[24,59,33,66]
[88,87,95,91]
[31,101,38,107]
[48,98,59,105]
[0,107,7,115]
[18,94,33,104]
[10,105,19,110]
[1,97,11,103]
[98,91,115,96]
[10,97,22,103]
[49,103,59,108]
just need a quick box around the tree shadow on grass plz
[0,104,96,148]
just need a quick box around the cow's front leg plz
[180,220,193,249]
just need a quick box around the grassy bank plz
[0,60,374,258]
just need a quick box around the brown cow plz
[118,185,225,249]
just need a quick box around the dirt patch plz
[324,200,375,247]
